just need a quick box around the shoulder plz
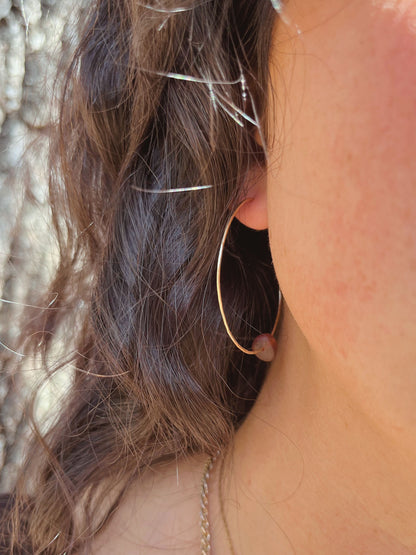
[91,454,208,554]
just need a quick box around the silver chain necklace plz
[200,451,236,555]
[200,454,216,553]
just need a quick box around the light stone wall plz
[0,0,84,491]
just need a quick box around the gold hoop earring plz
[216,198,282,362]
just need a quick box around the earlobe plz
[235,165,268,230]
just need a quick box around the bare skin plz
[92,455,206,554]
[93,0,416,552]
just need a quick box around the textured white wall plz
[0,0,82,491]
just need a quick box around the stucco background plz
[0,0,83,491]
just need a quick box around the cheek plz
[268,1,416,367]
[270,176,416,366]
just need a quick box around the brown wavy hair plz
[7,0,278,552]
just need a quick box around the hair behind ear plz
[9,1,278,553]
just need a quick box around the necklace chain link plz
[200,451,236,555]
[200,454,216,553]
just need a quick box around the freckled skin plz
[221,3,416,552]
[267,0,416,430]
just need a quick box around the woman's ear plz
[235,163,268,231]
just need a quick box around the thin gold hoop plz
[216,198,282,357]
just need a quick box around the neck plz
[211,305,416,554]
